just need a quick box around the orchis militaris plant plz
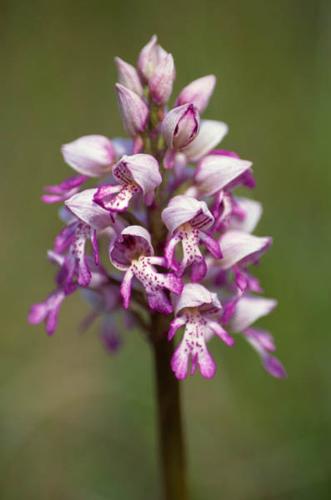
[29,35,286,500]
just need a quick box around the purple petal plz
[147,289,173,314]
[199,232,222,259]
[120,268,134,309]
[168,316,186,340]
[263,354,287,378]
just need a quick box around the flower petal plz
[175,283,221,315]
[162,195,213,234]
[162,104,200,150]
[149,53,176,105]
[219,230,271,270]
[114,154,162,194]
[196,155,253,196]
[229,197,263,233]
[116,84,149,136]
[115,57,143,96]
[176,75,216,113]
[182,120,228,162]
[65,189,111,230]
[61,135,115,177]
[230,296,277,332]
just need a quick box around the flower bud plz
[162,104,200,150]
[61,135,115,177]
[137,34,167,82]
[149,53,176,105]
[115,83,149,136]
[114,57,143,96]
[176,75,216,113]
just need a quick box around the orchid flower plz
[109,225,183,313]
[162,195,221,281]
[94,154,162,214]
[169,284,234,379]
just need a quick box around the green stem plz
[151,312,189,500]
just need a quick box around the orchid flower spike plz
[94,154,162,214]
[169,284,234,380]
[30,36,284,383]
[162,195,221,282]
[109,226,183,313]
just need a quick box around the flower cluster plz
[29,36,286,380]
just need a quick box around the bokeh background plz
[1,0,331,498]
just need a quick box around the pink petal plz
[182,120,228,162]
[65,188,111,230]
[61,135,115,177]
[176,74,216,113]
[196,155,253,196]
[162,195,213,234]
[219,230,271,270]
[230,296,277,332]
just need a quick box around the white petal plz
[182,120,228,162]
[196,155,252,196]
[162,195,213,233]
[230,296,277,332]
[175,283,221,315]
[65,189,110,229]
[229,197,263,233]
[220,230,271,269]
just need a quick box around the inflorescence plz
[29,36,286,380]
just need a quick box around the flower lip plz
[109,225,154,270]
[113,154,162,194]
[219,230,272,270]
[195,154,253,196]
[175,283,222,316]
[162,195,214,234]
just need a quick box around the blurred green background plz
[1,0,331,498]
